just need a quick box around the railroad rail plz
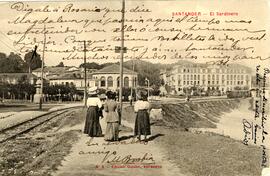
[0,107,80,143]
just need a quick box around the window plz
[107,76,113,87]
[124,77,129,87]
[100,76,106,87]
[117,77,120,87]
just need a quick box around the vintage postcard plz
[0,0,269,176]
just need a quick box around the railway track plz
[0,108,79,143]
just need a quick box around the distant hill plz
[123,60,173,86]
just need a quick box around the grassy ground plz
[0,108,84,176]
[0,100,262,176]
[123,100,262,176]
[153,126,262,176]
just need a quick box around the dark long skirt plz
[83,106,102,137]
[134,109,151,136]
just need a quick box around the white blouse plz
[134,100,150,112]
[86,97,102,108]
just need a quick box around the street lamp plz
[145,78,150,98]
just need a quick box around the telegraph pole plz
[130,51,135,105]
[40,24,46,110]
[83,40,87,108]
[119,0,125,124]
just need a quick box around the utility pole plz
[119,0,125,124]
[130,51,135,105]
[83,40,87,108]
[40,25,46,110]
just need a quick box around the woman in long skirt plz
[83,87,103,137]
[134,92,151,141]
[104,91,120,141]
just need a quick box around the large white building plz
[160,61,252,95]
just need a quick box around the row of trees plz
[0,83,78,101]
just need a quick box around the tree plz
[56,62,64,67]
[79,62,101,69]
[0,52,25,73]
[24,50,42,72]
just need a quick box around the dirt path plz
[52,117,183,176]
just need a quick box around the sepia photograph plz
[0,0,269,176]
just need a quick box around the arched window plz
[117,77,120,87]
[100,76,106,87]
[134,77,137,87]
[107,76,113,87]
[124,77,129,87]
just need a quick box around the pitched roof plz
[33,66,79,73]
[49,71,94,80]
[93,64,137,74]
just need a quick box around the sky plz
[0,0,269,69]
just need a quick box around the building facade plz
[49,72,96,91]
[47,64,138,92]
[0,73,37,85]
[91,64,138,91]
[160,61,252,95]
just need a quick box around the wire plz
[0,31,22,55]
[0,40,21,55]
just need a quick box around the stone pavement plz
[0,103,82,131]
[53,117,183,176]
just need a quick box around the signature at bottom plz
[102,151,155,164]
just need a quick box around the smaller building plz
[0,73,37,85]
[49,71,96,91]
[33,66,80,79]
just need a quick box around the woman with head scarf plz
[134,91,151,141]
[83,87,103,137]
[104,91,120,141]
